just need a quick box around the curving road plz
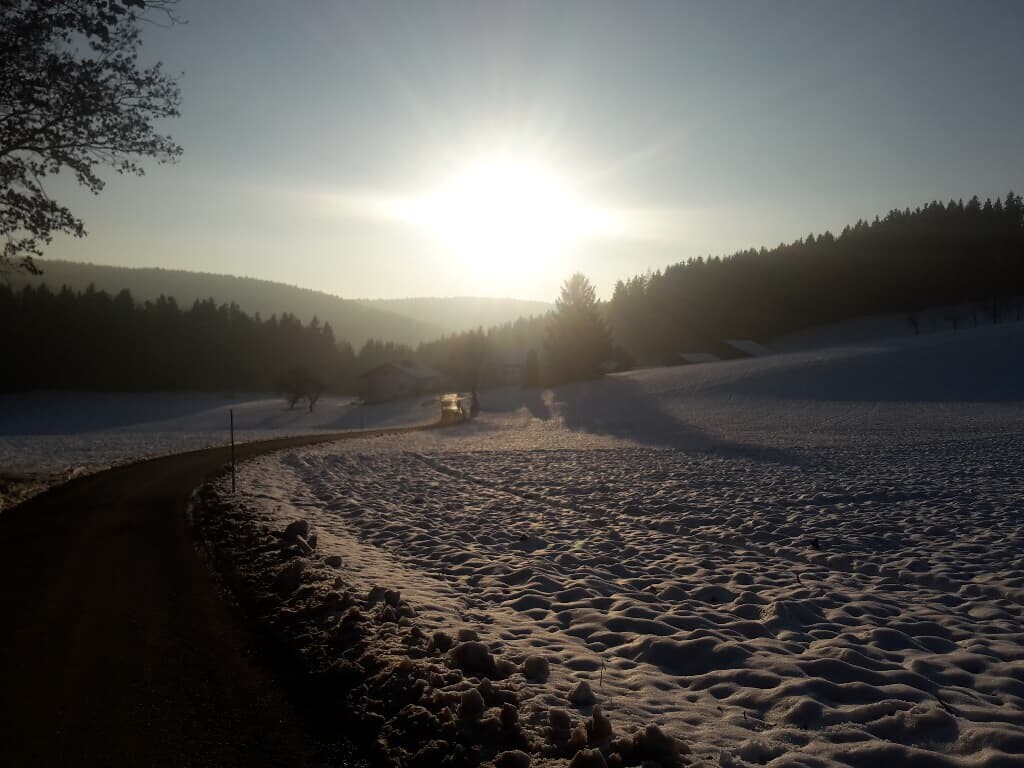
[0,426,434,767]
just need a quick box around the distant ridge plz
[11,261,550,347]
[359,296,552,334]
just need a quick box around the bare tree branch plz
[0,0,183,273]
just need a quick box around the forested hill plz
[359,297,553,332]
[609,193,1024,364]
[13,262,555,346]
[10,261,441,348]
[1,284,353,394]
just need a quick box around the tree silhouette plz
[278,366,308,410]
[607,193,1024,365]
[523,348,540,387]
[545,273,612,384]
[277,365,324,412]
[7,192,1022,395]
[1,284,349,395]
[1,1,182,273]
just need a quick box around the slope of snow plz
[0,391,439,510]
[221,321,1024,766]
[771,302,1023,353]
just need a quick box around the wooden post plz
[230,408,236,493]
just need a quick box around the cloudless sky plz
[45,0,1024,301]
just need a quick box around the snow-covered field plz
[225,323,1024,766]
[0,391,436,510]
[771,300,1022,353]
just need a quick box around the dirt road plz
[0,427,430,767]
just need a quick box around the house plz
[357,360,445,404]
[678,339,774,365]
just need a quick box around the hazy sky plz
[45,0,1024,301]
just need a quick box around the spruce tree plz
[545,273,612,384]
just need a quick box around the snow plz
[0,390,438,509]
[220,321,1024,766]
[771,301,1023,353]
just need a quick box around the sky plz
[44,0,1024,302]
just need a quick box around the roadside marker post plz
[230,408,236,493]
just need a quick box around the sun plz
[397,155,614,275]
[325,149,629,280]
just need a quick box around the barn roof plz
[725,339,774,357]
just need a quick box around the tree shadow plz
[553,376,804,466]
[465,386,552,421]
[718,328,1024,402]
[0,392,240,436]
[315,398,436,431]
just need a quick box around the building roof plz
[679,352,721,364]
[725,339,774,357]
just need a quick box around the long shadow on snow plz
[0,391,241,435]
[515,387,551,420]
[471,386,551,420]
[555,376,803,466]
[721,325,1024,402]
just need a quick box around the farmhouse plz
[679,339,775,365]
[357,361,445,404]
[679,352,721,365]
[725,338,774,357]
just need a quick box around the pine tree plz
[544,273,612,384]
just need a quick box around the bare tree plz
[279,367,307,410]
[306,377,324,413]
[278,365,325,412]
[1,1,183,273]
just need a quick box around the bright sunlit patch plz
[382,155,622,275]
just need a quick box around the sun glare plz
[392,156,619,275]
